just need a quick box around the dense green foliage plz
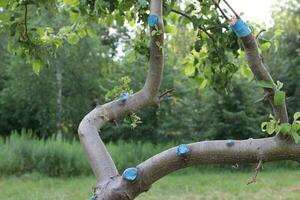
[0,132,175,176]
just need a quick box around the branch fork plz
[78,1,296,200]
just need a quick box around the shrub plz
[0,131,298,177]
[0,131,174,176]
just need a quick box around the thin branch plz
[222,0,240,18]
[255,92,272,103]
[159,88,174,99]
[247,160,263,185]
[256,29,267,39]
[210,0,229,20]
[170,9,192,21]
[170,9,216,42]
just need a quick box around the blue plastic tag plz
[122,167,138,181]
[231,19,251,37]
[119,92,129,103]
[148,15,159,27]
[176,144,191,156]
[226,139,235,147]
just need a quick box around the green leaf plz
[0,0,8,7]
[32,59,42,75]
[260,42,271,52]
[291,122,300,132]
[256,80,274,89]
[293,112,300,121]
[165,25,176,34]
[195,77,207,89]
[241,65,253,80]
[70,12,79,22]
[275,81,283,90]
[274,29,283,37]
[274,91,286,106]
[291,131,300,143]
[116,14,125,26]
[184,65,195,77]
[266,122,275,135]
[77,28,87,38]
[67,33,79,45]
[86,28,96,37]
[275,125,281,134]
[261,122,268,132]
[64,0,80,7]
[280,123,291,135]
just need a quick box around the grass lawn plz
[0,169,299,200]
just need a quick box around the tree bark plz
[240,35,289,123]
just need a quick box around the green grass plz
[1,169,299,200]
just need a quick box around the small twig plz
[256,29,267,39]
[170,9,215,42]
[159,88,174,99]
[211,0,229,20]
[222,0,240,18]
[255,93,269,103]
[170,9,193,21]
[199,25,216,42]
[247,160,263,185]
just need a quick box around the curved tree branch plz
[92,136,300,199]
[240,35,289,123]
[137,136,300,188]
[78,0,164,196]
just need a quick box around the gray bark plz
[77,1,297,200]
[240,35,289,123]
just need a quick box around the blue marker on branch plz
[148,15,159,27]
[122,167,138,181]
[226,139,235,147]
[231,18,251,37]
[176,144,191,157]
[119,92,129,103]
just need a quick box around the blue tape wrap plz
[226,139,235,147]
[123,167,138,181]
[231,19,251,37]
[148,15,159,27]
[176,144,191,156]
[119,92,129,103]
